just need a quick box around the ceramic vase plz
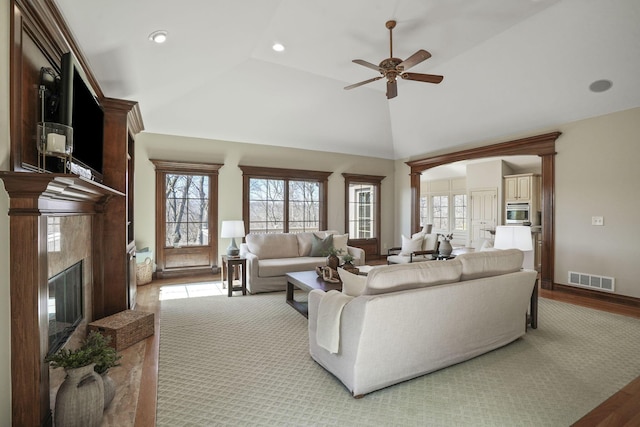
[55,363,104,427]
[101,372,116,409]
[439,240,453,257]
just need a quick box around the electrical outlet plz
[592,216,604,226]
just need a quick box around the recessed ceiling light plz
[272,43,285,52]
[589,79,613,93]
[149,30,168,44]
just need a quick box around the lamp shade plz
[493,226,533,251]
[221,220,245,257]
[220,220,245,238]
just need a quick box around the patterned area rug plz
[157,291,640,426]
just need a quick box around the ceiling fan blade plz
[397,49,431,71]
[386,80,398,99]
[401,72,443,84]
[352,59,383,73]
[344,76,383,90]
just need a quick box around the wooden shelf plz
[0,172,123,214]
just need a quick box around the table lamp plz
[221,220,245,257]
[493,225,534,269]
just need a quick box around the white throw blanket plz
[316,290,353,353]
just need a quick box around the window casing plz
[152,160,221,277]
[241,166,330,234]
[343,173,385,258]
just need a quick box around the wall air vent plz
[568,271,615,292]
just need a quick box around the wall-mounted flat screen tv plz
[59,52,105,182]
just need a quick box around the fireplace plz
[47,261,83,357]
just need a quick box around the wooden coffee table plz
[285,271,342,318]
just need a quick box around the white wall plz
[134,133,396,265]
[554,107,640,298]
[0,0,13,423]
[395,107,640,299]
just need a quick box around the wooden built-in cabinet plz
[99,98,143,317]
[6,1,144,425]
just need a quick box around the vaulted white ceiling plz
[53,0,640,160]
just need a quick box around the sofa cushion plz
[258,257,326,277]
[422,233,439,251]
[294,231,324,256]
[310,234,333,257]
[245,233,299,260]
[456,249,524,281]
[337,267,366,297]
[363,260,462,295]
[399,234,423,256]
[332,233,349,256]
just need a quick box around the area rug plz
[156,291,640,426]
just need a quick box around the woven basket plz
[88,310,154,351]
[136,257,152,285]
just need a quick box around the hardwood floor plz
[128,275,640,426]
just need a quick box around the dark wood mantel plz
[0,172,123,212]
[0,172,122,426]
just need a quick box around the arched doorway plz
[406,132,561,289]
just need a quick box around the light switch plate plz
[592,216,604,226]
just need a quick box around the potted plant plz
[46,336,105,427]
[324,246,344,270]
[46,331,122,426]
[340,252,359,274]
[83,331,121,408]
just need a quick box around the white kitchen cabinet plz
[504,173,539,202]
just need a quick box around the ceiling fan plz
[345,20,444,99]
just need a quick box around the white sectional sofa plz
[239,230,365,294]
[308,249,537,397]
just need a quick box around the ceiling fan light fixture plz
[272,43,285,52]
[344,20,443,98]
[149,30,168,44]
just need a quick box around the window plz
[165,174,210,246]
[343,173,385,257]
[152,160,221,277]
[241,166,330,234]
[453,194,468,231]
[346,184,375,238]
[432,195,449,230]
[421,179,468,238]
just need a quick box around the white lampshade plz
[221,220,245,238]
[221,220,245,257]
[494,225,533,269]
[493,226,533,251]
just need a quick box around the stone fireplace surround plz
[47,215,94,398]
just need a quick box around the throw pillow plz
[310,234,333,257]
[332,233,349,256]
[338,267,367,297]
[399,234,423,256]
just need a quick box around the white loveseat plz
[239,230,365,294]
[308,249,537,397]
